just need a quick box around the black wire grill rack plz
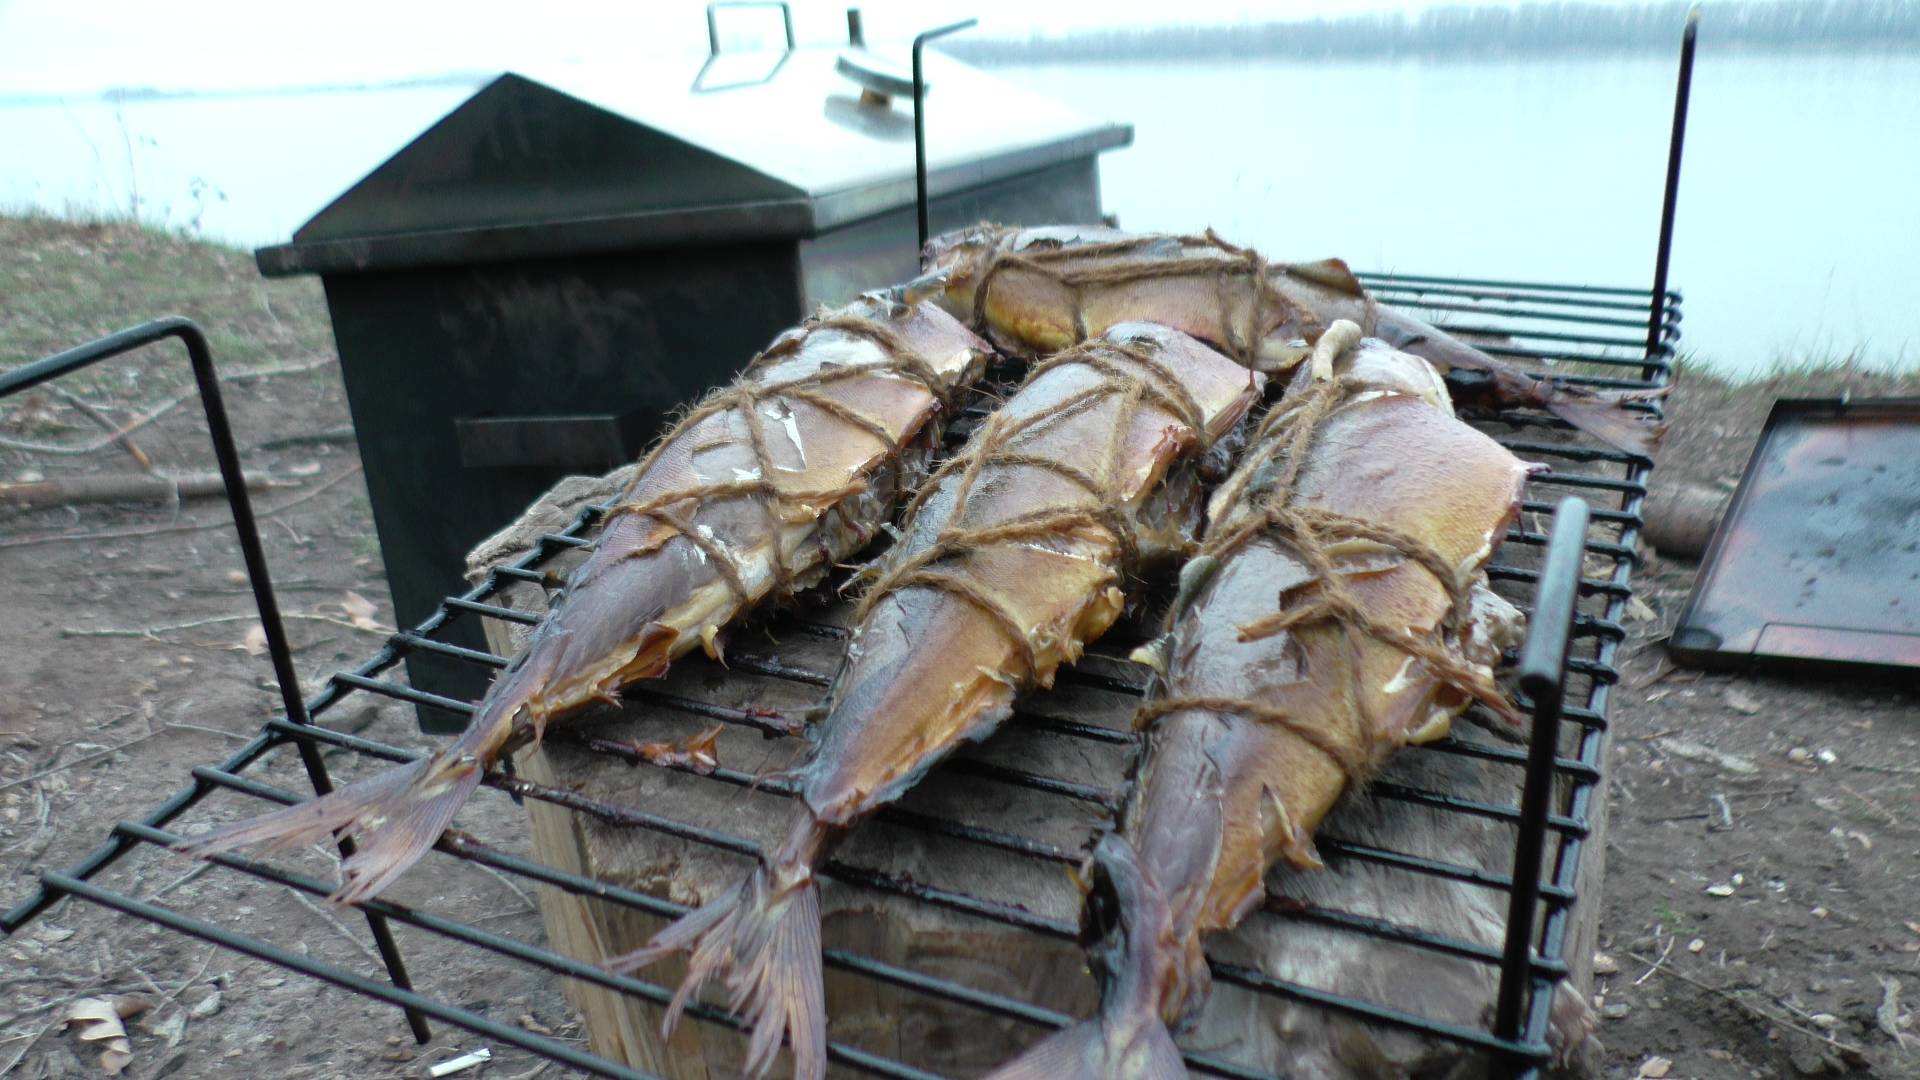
[3,13,1705,1077]
[2,262,1676,1078]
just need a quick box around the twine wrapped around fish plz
[918,224,1663,454]
[609,323,1266,1080]
[176,297,992,905]
[609,315,948,607]
[987,322,1540,1080]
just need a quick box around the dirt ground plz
[2,217,1915,1080]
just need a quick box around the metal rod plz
[1493,496,1591,1058]
[41,874,657,1080]
[1647,7,1698,365]
[0,319,430,1042]
[913,18,977,251]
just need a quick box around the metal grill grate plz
[2,271,1674,1079]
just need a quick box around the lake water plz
[4,51,1916,376]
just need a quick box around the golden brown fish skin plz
[174,296,991,906]
[917,223,1663,455]
[608,323,1264,1080]
[986,336,1530,1080]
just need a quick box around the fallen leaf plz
[240,622,267,657]
[145,1009,187,1048]
[186,989,222,1021]
[341,590,379,631]
[65,995,150,1075]
[1638,1055,1672,1078]
[1723,686,1763,715]
[1593,952,1620,976]
[1879,977,1909,1049]
[1626,595,1658,623]
[287,460,322,477]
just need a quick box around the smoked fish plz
[610,323,1265,1080]
[178,296,991,905]
[988,323,1533,1079]
[914,224,1662,454]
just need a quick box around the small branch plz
[47,385,153,471]
[60,610,392,640]
[1632,935,1675,985]
[1623,950,1866,1056]
[0,470,288,510]
[284,888,384,969]
[0,357,334,457]
[0,731,162,794]
[0,464,360,551]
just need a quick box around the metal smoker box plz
[255,38,1130,724]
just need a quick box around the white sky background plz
[0,0,1680,96]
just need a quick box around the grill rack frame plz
[3,264,1673,1079]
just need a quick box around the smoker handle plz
[705,0,794,57]
[1491,495,1591,1069]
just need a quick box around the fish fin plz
[1283,257,1367,297]
[1542,389,1666,455]
[985,1016,1186,1080]
[989,833,1195,1080]
[174,742,483,906]
[609,860,827,1080]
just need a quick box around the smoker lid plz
[256,49,1131,277]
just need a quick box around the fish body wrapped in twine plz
[986,323,1599,1080]
[608,322,1266,1080]
[913,224,1663,455]
[177,295,992,905]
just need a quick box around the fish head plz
[911,223,1013,317]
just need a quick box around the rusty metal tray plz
[1670,397,1920,673]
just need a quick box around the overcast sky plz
[0,0,1690,96]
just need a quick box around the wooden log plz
[1640,481,1728,558]
[0,470,286,509]
[468,474,1609,1078]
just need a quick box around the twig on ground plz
[1837,781,1900,828]
[1845,761,1920,778]
[0,1017,57,1077]
[1633,935,1675,986]
[164,721,248,742]
[0,463,361,551]
[283,888,384,969]
[143,861,215,903]
[149,947,218,1017]
[60,610,391,640]
[0,358,334,458]
[469,862,538,916]
[1624,950,1866,1056]
[0,731,162,794]
[47,386,153,471]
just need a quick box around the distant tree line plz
[942,1,1920,63]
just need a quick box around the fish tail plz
[609,820,830,1080]
[174,687,515,905]
[1540,386,1666,455]
[987,834,1197,1080]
